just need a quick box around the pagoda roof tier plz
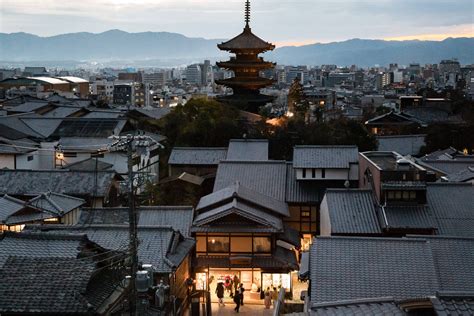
[218,26,275,53]
[217,60,275,70]
[216,77,274,89]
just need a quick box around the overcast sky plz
[1,0,473,46]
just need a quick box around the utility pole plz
[127,135,139,316]
[109,133,160,316]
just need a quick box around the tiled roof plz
[431,292,474,316]
[427,183,474,237]
[324,189,382,235]
[381,205,437,230]
[285,163,324,203]
[0,232,85,266]
[214,161,287,201]
[293,145,359,169]
[0,194,25,222]
[419,236,474,292]
[310,237,440,303]
[169,147,228,165]
[27,192,85,216]
[446,167,474,182]
[377,134,426,156]
[129,107,171,120]
[218,26,275,52]
[311,298,406,316]
[64,157,114,171]
[193,199,283,232]
[0,169,116,197]
[0,256,95,314]
[310,236,474,305]
[36,226,193,273]
[226,139,269,161]
[420,160,474,175]
[197,182,289,217]
[381,181,426,190]
[78,206,194,237]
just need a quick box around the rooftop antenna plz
[245,0,250,28]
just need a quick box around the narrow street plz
[211,302,274,316]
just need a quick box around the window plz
[395,191,402,199]
[27,155,34,161]
[321,168,326,178]
[64,152,77,158]
[402,191,410,200]
[253,237,271,253]
[311,168,316,178]
[388,191,395,200]
[230,237,252,253]
[301,206,311,218]
[302,169,306,178]
[409,191,417,199]
[207,236,229,253]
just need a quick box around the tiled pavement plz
[211,302,274,316]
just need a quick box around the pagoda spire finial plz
[245,0,250,28]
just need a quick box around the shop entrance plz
[205,269,264,304]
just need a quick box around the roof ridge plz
[312,297,396,308]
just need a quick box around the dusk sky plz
[1,0,473,46]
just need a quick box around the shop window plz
[231,237,252,253]
[207,236,229,253]
[262,273,291,292]
[253,237,271,253]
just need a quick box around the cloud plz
[1,0,472,43]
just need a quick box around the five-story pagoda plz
[216,0,276,113]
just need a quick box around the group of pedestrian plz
[216,282,245,312]
[264,287,278,309]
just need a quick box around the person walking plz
[238,283,245,306]
[233,289,241,313]
[216,282,225,307]
[264,287,271,309]
[271,287,278,307]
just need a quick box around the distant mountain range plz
[1,30,473,67]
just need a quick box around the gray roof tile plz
[377,134,426,156]
[431,292,474,316]
[0,256,95,314]
[27,192,85,216]
[381,205,437,230]
[310,237,440,303]
[0,232,84,266]
[226,139,269,161]
[311,298,406,316]
[78,206,194,237]
[0,195,25,222]
[293,145,358,169]
[427,183,474,237]
[324,189,382,235]
[169,147,228,165]
[34,226,193,273]
[285,163,324,203]
[193,199,283,232]
[0,170,116,197]
[214,161,287,201]
[197,182,289,217]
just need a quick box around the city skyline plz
[1,0,473,47]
